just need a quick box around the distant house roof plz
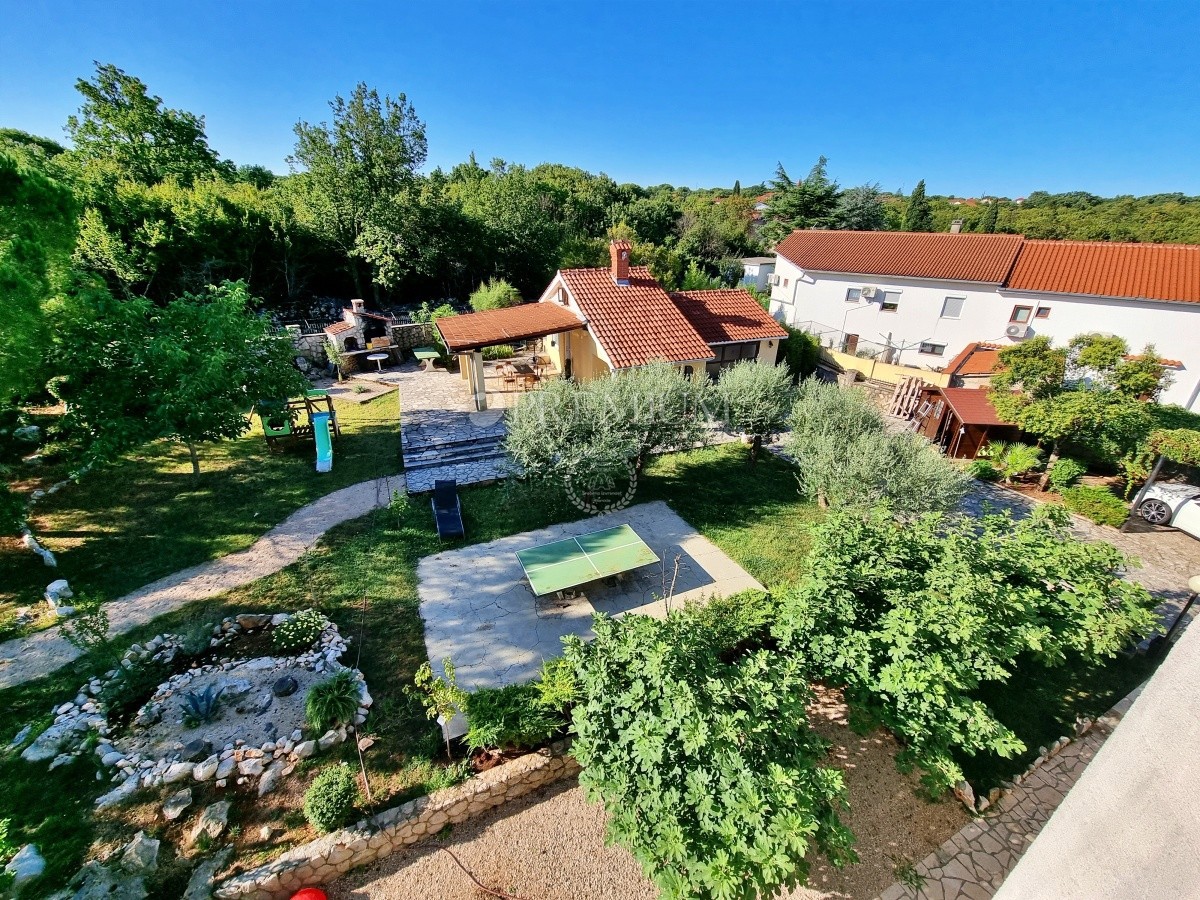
[740,256,776,265]
[559,266,714,368]
[937,387,1015,427]
[944,341,1004,377]
[775,231,1025,284]
[1006,240,1200,304]
[435,302,583,353]
[670,289,788,345]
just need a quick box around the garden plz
[0,362,1169,900]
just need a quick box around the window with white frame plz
[881,290,901,312]
[918,342,947,356]
[940,296,965,318]
[845,287,862,302]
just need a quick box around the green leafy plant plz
[533,656,578,715]
[60,596,119,669]
[965,459,1002,482]
[98,657,171,723]
[305,670,361,732]
[1046,457,1087,492]
[181,685,224,728]
[1061,485,1129,527]
[712,360,795,464]
[773,505,1156,791]
[481,344,516,360]
[567,607,856,900]
[464,683,566,753]
[272,609,326,653]
[412,659,468,759]
[0,818,17,891]
[978,440,1044,484]
[303,763,359,833]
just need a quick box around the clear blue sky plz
[3,0,1198,197]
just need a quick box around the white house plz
[768,230,1200,408]
[740,256,776,292]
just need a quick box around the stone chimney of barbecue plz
[949,219,964,234]
[350,299,365,313]
[609,240,631,285]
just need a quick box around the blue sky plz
[2,0,1197,197]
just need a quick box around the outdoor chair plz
[432,479,465,539]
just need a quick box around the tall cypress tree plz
[981,200,1000,233]
[732,179,741,196]
[903,179,934,232]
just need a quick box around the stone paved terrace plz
[877,688,1141,900]
[384,361,512,494]
[417,501,762,692]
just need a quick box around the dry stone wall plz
[214,739,580,899]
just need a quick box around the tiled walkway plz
[877,690,1139,900]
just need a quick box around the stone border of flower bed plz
[212,739,580,900]
[18,611,371,805]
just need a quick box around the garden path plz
[0,473,403,690]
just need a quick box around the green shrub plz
[533,656,578,714]
[272,609,325,653]
[1047,457,1087,492]
[978,441,1043,483]
[99,658,171,722]
[1061,485,1129,527]
[464,683,566,753]
[303,764,359,833]
[468,278,522,312]
[779,325,821,381]
[305,670,361,732]
[481,344,516,360]
[966,459,1002,481]
[567,607,855,900]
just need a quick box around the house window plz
[881,290,901,312]
[1035,306,1051,319]
[845,287,862,302]
[783,278,789,288]
[918,342,947,356]
[940,296,965,319]
[1010,305,1033,323]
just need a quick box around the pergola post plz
[469,350,487,411]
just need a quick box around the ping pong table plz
[516,524,660,597]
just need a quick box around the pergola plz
[435,303,585,410]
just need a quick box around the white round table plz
[366,352,389,372]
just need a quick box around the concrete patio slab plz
[417,501,763,691]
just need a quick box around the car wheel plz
[1138,498,1173,525]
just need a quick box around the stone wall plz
[214,740,579,899]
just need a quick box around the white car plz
[1136,482,1200,539]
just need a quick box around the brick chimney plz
[949,219,964,234]
[609,240,631,285]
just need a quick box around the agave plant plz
[181,684,224,728]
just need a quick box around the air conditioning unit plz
[861,286,878,299]
[1005,323,1030,339]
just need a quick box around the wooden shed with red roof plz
[918,386,1022,459]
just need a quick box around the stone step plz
[400,430,507,453]
[402,445,509,472]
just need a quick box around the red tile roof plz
[938,387,1015,427]
[776,230,1025,284]
[944,341,1004,377]
[670,289,788,344]
[435,302,583,353]
[560,266,714,368]
[1006,240,1200,304]
[324,321,355,335]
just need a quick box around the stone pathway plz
[0,474,403,690]
[393,362,510,494]
[877,689,1140,900]
[418,501,762,691]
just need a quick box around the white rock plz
[215,757,236,780]
[95,774,140,809]
[44,579,72,604]
[257,762,285,797]
[163,788,193,821]
[101,750,125,767]
[163,761,193,784]
[193,755,219,782]
[187,801,230,848]
[294,740,316,759]
[318,729,342,751]
[238,757,264,777]
[48,753,75,770]
[4,844,45,888]
[120,831,159,873]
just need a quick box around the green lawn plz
[0,395,402,634]
[0,443,812,896]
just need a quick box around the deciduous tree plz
[713,360,794,463]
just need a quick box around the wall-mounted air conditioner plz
[1005,324,1030,339]
[861,286,878,299]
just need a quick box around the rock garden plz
[13,609,371,897]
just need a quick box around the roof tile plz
[670,289,788,344]
[1006,240,1200,304]
[435,302,583,353]
[776,230,1024,283]
[560,266,714,368]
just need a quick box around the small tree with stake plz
[713,360,795,464]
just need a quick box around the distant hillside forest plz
[5,62,1200,327]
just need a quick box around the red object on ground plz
[291,890,327,900]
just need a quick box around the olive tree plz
[712,360,794,464]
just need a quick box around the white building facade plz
[768,231,1200,408]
